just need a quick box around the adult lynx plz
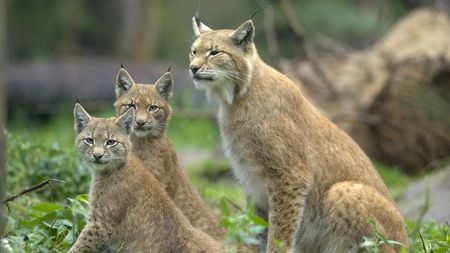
[189,18,407,253]
[69,103,222,252]
[114,68,223,240]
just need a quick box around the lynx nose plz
[189,65,199,74]
[93,153,103,160]
[136,121,146,127]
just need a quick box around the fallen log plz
[281,8,450,173]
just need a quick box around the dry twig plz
[279,0,338,98]
[2,179,65,205]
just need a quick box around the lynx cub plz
[190,18,407,252]
[69,103,222,252]
[113,68,223,240]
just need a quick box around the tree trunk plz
[0,0,6,238]
[116,0,160,60]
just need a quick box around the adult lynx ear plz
[230,20,255,48]
[115,107,134,135]
[74,103,92,134]
[115,68,135,98]
[154,71,173,100]
[192,16,212,37]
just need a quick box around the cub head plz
[113,68,173,138]
[190,17,256,104]
[74,103,134,174]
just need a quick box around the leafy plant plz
[219,198,268,251]
[359,219,406,252]
[406,220,450,253]
[2,194,88,253]
[5,132,90,202]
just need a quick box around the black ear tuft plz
[120,62,124,68]
[167,65,172,72]
[251,9,260,21]
[195,0,201,26]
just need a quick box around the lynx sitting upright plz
[69,103,222,253]
[189,18,407,252]
[113,68,223,240]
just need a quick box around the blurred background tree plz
[0,0,6,240]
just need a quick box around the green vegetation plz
[375,162,412,199]
[2,116,449,252]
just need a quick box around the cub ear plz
[230,20,255,49]
[154,71,173,101]
[192,16,212,37]
[115,107,135,135]
[115,68,135,98]
[74,103,92,134]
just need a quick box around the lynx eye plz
[148,105,159,112]
[209,50,221,56]
[191,49,197,55]
[84,138,94,145]
[105,139,117,146]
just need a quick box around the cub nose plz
[189,65,199,74]
[93,153,103,160]
[136,121,146,127]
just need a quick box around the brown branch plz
[279,0,305,42]
[279,0,338,99]
[254,0,280,67]
[222,196,244,213]
[2,179,64,205]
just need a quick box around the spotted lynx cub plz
[113,68,224,240]
[189,18,407,252]
[69,103,222,252]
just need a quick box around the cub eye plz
[149,105,159,112]
[191,49,197,55]
[84,138,94,145]
[209,50,221,56]
[106,139,117,146]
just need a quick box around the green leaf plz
[31,203,64,213]
[219,197,230,216]
[248,214,268,227]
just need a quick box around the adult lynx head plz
[114,68,173,138]
[74,103,134,174]
[190,18,256,104]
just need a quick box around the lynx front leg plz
[266,170,311,253]
[68,221,113,253]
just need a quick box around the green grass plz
[168,116,219,149]
[187,159,245,208]
[3,114,449,253]
[375,162,412,198]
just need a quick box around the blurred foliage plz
[5,131,89,201]
[375,162,411,198]
[188,159,245,207]
[168,116,220,149]
[220,200,268,252]
[6,0,410,62]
